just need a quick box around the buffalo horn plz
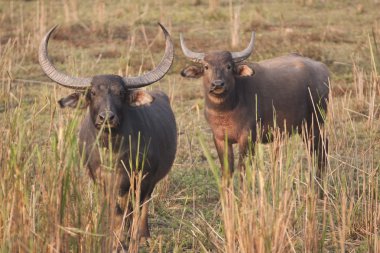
[39,25,92,90]
[231,32,255,63]
[122,23,174,88]
[180,34,205,63]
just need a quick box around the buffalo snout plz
[96,111,119,129]
[212,80,225,87]
[210,79,226,94]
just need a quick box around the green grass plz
[0,0,379,252]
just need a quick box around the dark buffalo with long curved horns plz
[180,31,329,187]
[39,23,177,250]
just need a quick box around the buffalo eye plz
[204,64,209,70]
[226,64,232,70]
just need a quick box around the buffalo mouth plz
[209,86,227,96]
[95,122,119,131]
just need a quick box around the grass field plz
[0,0,379,252]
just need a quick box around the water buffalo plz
[39,24,177,249]
[180,32,329,181]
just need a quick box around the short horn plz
[180,33,205,63]
[122,23,174,88]
[231,32,255,63]
[39,26,92,89]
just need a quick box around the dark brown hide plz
[39,24,176,251]
[60,75,177,243]
[182,51,329,181]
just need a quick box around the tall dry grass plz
[0,88,159,252]
[0,12,166,253]
[197,38,379,253]
[0,0,379,252]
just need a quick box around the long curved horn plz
[122,23,174,88]
[39,26,92,90]
[231,32,255,63]
[180,33,205,63]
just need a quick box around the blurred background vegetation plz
[0,0,379,252]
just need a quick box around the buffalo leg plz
[214,136,234,177]
[138,186,154,241]
[306,120,328,196]
[112,184,130,252]
[237,139,248,172]
[237,133,256,172]
[313,126,328,182]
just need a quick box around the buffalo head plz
[180,32,255,99]
[58,75,131,130]
[39,23,173,130]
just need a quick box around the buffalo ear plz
[128,90,154,107]
[180,65,203,79]
[58,92,88,109]
[235,64,255,77]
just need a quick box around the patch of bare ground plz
[92,49,121,59]
[52,23,131,47]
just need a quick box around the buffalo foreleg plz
[138,186,154,242]
[213,136,234,177]
[237,133,256,172]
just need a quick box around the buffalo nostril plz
[98,113,105,121]
[98,111,116,123]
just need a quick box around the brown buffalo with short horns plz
[39,23,177,251]
[180,31,329,185]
